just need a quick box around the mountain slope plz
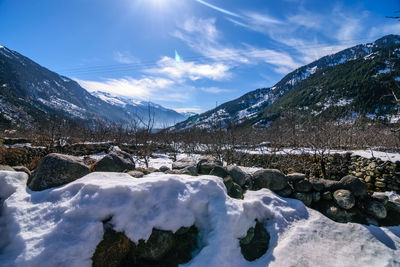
[91,91,189,128]
[172,34,400,131]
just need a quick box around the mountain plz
[0,46,187,129]
[91,91,188,128]
[172,34,400,131]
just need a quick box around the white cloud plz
[146,56,231,81]
[172,107,202,113]
[113,51,140,64]
[200,87,231,93]
[195,0,241,18]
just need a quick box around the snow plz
[373,191,400,202]
[1,171,400,267]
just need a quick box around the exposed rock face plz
[159,166,170,172]
[197,156,223,175]
[227,166,247,186]
[92,220,199,267]
[209,166,229,178]
[228,183,243,199]
[276,187,292,197]
[364,198,387,219]
[92,151,135,172]
[12,166,31,175]
[287,173,306,181]
[333,190,355,210]
[172,158,196,170]
[28,153,90,191]
[239,221,270,261]
[252,169,288,191]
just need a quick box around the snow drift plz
[0,171,399,267]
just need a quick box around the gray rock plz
[227,166,247,186]
[179,165,198,176]
[12,166,31,175]
[319,179,342,191]
[197,156,223,174]
[310,179,325,191]
[365,199,387,219]
[372,195,389,205]
[228,182,243,199]
[276,187,292,197]
[312,191,321,202]
[340,175,367,197]
[223,176,234,192]
[293,179,313,193]
[128,170,144,178]
[253,169,288,191]
[159,166,170,172]
[293,192,313,206]
[333,190,355,210]
[325,204,352,223]
[136,229,175,260]
[287,173,306,181]
[172,158,196,170]
[239,221,270,261]
[93,151,135,172]
[210,166,229,178]
[0,165,15,171]
[366,217,379,226]
[28,153,90,191]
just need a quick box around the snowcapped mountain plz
[0,47,188,129]
[172,34,400,131]
[91,91,188,128]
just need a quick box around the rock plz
[239,221,270,261]
[293,179,313,193]
[340,175,367,197]
[252,169,288,191]
[209,166,229,178]
[364,198,387,219]
[12,166,31,175]
[373,195,389,205]
[93,151,135,172]
[322,191,333,200]
[172,157,196,170]
[179,165,198,176]
[28,153,90,191]
[374,181,386,188]
[287,173,306,181]
[227,165,247,186]
[197,156,223,174]
[310,179,325,191]
[319,179,342,191]
[159,166,170,172]
[92,220,134,267]
[228,183,243,199]
[0,165,15,171]
[128,170,144,178]
[243,174,253,190]
[293,192,313,206]
[136,229,175,260]
[325,203,352,223]
[312,191,321,202]
[223,176,233,192]
[83,156,97,166]
[333,190,355,210]
[276,187,292,197]
[366,217,379,226]
[146,167,157,173]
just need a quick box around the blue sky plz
[1,0,400,113]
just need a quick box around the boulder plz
[312,191,321,203]
[93,151,135,172]
[12,166,31,175]
[197,156,223,174]
[172,158,196,170]
[136,229,175,260]
[364,199,387,219]
[223,176,233,192]
[276,187,292,197]
[227,165,247,186]
[333,190,355,210]
[340,175,367,197]
[0,165,15,171]
[209,166,229,178]
[293,192,313,206]
[319,179,342,191]
[179,165,198,176]
[252,169,288,191]
[128,170,144,178]
[28,153,90,191]
[239,221,270,261]
[159,166,170,172]
[325,204,352,223]
[287,173,306,181]
[228,183,243,199]
[310,179,325,191]
[293,179,313,193]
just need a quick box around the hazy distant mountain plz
[172,34,400,131]
[91,91,188,128]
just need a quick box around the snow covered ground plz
[1,171,400,267]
